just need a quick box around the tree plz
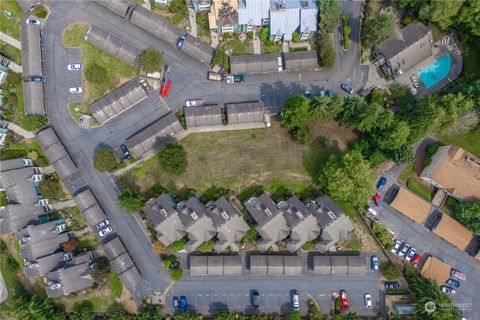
[281,95,312,130]
[388,83,415,109]
[407,276,462,320]
[344,313,361,320]
[318,150,376,206]
[437,93,474,130]
[71,300,94,320]
[292,31,300,42]
[286,310,301,320]
[382,262,400,280]
[317,32,336,68]
[318,0,341,32]
[118,188,145,212]
[311,95,344,119]
[92,256,111,281]
[455,202,480,234]
[139,48,163,73]
[457,0,480,37]
[418,0,464,30]
[363,12,395,46]
[212,47,228,70]
[85,63,107,83]
[158,142,188,175]
[93,147,118,172]
[385,144,414,164]
[259,26,269,41]
[374,120,411,151]
[341,97,392,132]
[170,267,183,282]
[293,126,313,144]
[213,310,235,320]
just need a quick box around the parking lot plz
[65,48,84,103]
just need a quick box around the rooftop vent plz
[294,208,304,220]
[191,211,198,220]
[466,156,480,167]
[264,208,272,217]
[159,208,168,217]
[327,210,337,220]
[221,211,230,220]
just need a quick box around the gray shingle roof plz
[73,189,97,212]
[43,142,69,164]
[23,81,45,115]
[90,78,149,125]
[207,255,223,275]
[283,255,302,275]
[21,23,42,76]
[25,251,64,277]
[0,204,42,233]
[125,112,184,158]
[190,255,208,275]
[0,167,35,189]
[36,127,59,150]
[82,203,108,227]
[118,266,149,297]
[94,0,132,17]
[54,156,77,180]
[190,255,243,276]
[226,101,267,124]
[312,255,331,274]
[177,197,216,251]
[185,105,223,128]
[223,255,242,275]
[4,179,39,206]
[267,255,283,275]
[312,255,366,275]
[111,251,135,274]
[45,254,94,297]
[249,255,302,275]
[0,158,32,172]
[331,255,348,274]
[347,255,366,274]
[182,34,214,65]
[103,237,127,260]
[230,54,280,74]
[249,255,268,274]
[283,51,318,71]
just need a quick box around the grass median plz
[0,0,23,39]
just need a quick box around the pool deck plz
[393,37,463,96]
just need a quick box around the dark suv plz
[120,144,132,160]
[251,290,259,308]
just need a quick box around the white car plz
[67,64,83,71]
[405,247,416,261]
[69,87,83,94]
[291,290,299,310]
[185,99,206,107]
[98,226,113,237]
[398,243,409,257]
[364,293,372,308]
[96,219,110,230]
[391,240,401,253]
[26,19,40,25]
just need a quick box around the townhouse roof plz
[420,256,451,284]
[118,266,149,298]
[238,0,270,26]
[0,158,32,172]
[17,219,66,243]
[125,112,184,158]
[103,237,127,260]
[433,214,473,250]
[23,80,45,115]
[269,0,317,41]
[390,187,431,224]
[177,197,211,229]
[0,204,42,233]
[86,25,141,66]
[4,179,39,206]
[177,198,216,251]
[94,0,132,17]
[226,101,266,124]
[25,251,64,277]
[82,203,108,227]
[111,251,135,274]
[182,34,214,65]
[230,54,280,74]
[21,23,42,76]
[46,257,94,297]
[283,51,318,71]
[90,78,149,125]
[185,105,223,128]
[73,189,97,212]
[422,145,480,201]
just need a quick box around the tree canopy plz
[282,95,312,130]
[93,147,118,172]
[318,0,341,32]
[317,32,336,68]
[341,97,393,132]
[118,188,145,212]
[455,202,480,234]
[158,142,188,175]
[363,12,395,46]
[139,48,163,73]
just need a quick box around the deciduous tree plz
[139,49,163,73]
[118,188,145,212]
[455,202,480,234]
[318,0,341,32]
[281,95,312,130]
[93,147,118,172]
[158,142,188,175]
[363,12,395,46]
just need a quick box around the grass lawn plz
[262,42,282,54]
[0,0,23,39]
[439,127,480,157]
[0,40,21,64]
[338,232,362,252]
[0,239,27,306]
[120,120,357,197]
[32,4,48,19]
[108,272,123,298]
[0,191,8,206]
[406,178,432,202]
[50,207,87,232]
[63,24,137,114]
[222,39,253,55]
[1,136,50,166]
[398,163,414,184]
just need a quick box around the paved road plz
[40,0,371,311]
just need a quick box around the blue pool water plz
[418,54,452,89]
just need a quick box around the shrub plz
[117,188,145,212]
[85,63,108,83]
[169,237,187,252]
[39,174,65,201]
[292,31,300,42]
[426,142,440,156]
[160,254,178,269]
[259,26,269,41]
[224,32,232,39]
[317,32,336,68]
[197,239,214,252]
[382,262,400,280]
[158,142,188,175]
[92,256,111,281]
[423,156,432,167]
[170,267,183,281]
[93,147,118,172]
[139,48,163,73]
[247,31,253,40]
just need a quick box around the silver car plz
[98,226,113,237]
[398,243,409,257]
[96,219,110,230]
[67,63,83,71]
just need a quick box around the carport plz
[250,255,268,275]
[190,256,208,276]
[23,81,45,115]
[313,255,332,275]
[94,0,132,18]
[103,237,127,260]
[182,34,214,65]
[347,256,367,275]
[267,256,284,275]
[207,256,224,275]
[283,256,302,275]
[230,54,280,74]
[82,203,108,227]
[331,256,348,274]
[223,256,242,275]
[73,189,97,212]
[283,51,318,72]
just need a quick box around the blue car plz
[340,83,354,94]
[173,296,179,309]
[180,295,187,311]
[326,89,334,97]
[377,176,387,190]
[371,255,380,271]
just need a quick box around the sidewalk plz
[0,32,21,49]
[210,31,219,49]
[52,199,76,210]
[6,121,35,139]
[253,32,261,54]
[188,8,197,38]
[8,61,22,73]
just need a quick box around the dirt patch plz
[117,287,139,314]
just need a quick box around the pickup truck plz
[185,99,206,107]
[208,72,223,81]
[224,74,245,83]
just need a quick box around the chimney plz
[304,0,308,8]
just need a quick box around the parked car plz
[364,293,372,308]
[391,240,401,253]
[208,71,223,81]
[405,247,416,261]
[98,226,113,237]
[69,87,82,94]
[291,290,299,310]
[340,83,354,94]
[446,278,461,288]
[367,206,378,217]
[26,19,40,25]
[180,296,187,311]
[319,90,325,96]
[370,255,380,271]
[277,56,283,72]
[377,176,387,190]
[410,253,421,266]
[120,144,132,160]
[176,35,186,49]
[441,286,456,294]
[398,243,409,257]
[96,219,110,230]
[30,76,44,82]
[67,63,83,71]
[185,99,206,107]
[224,74,245,83]
[384,281,400,289]
[373,194,381,205]
[173,296,179,309]
[340,290,348,311]
[304,91,311,98]
[451,269,466,281]
[326,89,334,97]
[251,290,259,308]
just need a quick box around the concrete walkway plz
[141,0,151,11]
[6,121,35,139]
[0,32,21,49]
[210,32,219,49]
[41,164,56,174]
[188,8,197,38]
[8,62,22,73]
[253,32,261,54]
[52,199,76,210]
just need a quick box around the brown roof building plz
[421,145,480,201]
[420,256,451,285]
[433,214,473,250]
[389,187,431,224]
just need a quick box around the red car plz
[373,194,381,205]
[160,79,171,97]
[410,254,421,266]
[340,290,348,311]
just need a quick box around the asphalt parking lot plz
[65,48,84,103]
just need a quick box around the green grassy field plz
[439,127,480,157]
[407,178,432,202]
[221,39,253,56]
[0,0,23,39]
[1,137,50,166]
[0,40,21,64]
[398,163,414,184]
[63,24,137,114]
[120,120,357,197]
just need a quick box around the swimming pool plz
[418,54,452,89]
